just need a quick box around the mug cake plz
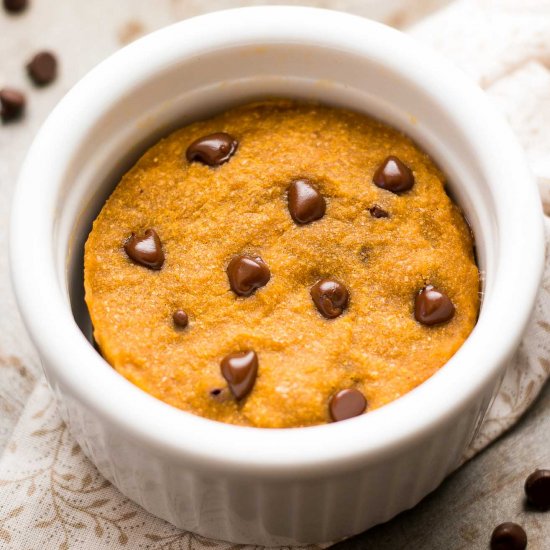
[84,99,479,428]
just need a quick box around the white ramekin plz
[9,7,545,546]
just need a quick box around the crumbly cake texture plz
[84,99,479,428]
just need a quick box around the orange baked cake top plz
[84,100,479,428]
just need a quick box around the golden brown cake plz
[84,99,479,428]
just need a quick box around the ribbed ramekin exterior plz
[51,367,496,545]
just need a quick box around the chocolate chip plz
[186,132,238,166]
[124,229,165,270]
[414,284,455,326]
[373,156,415,194]
[27,51,58,86]
[227,254,270,297]
[369,205,389,218]
[287,179,326,224]
[310,278,349,319]
[3,0,27,13]
[0,88,25,122]
[172,310,189,329]
[490,523,527,550]
[220,350,258,400]
[329,389,367,422]
[209,387,228,402]
[525,469,550,510]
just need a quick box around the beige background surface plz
[1,1,549,549]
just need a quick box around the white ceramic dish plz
[9,7,544,545]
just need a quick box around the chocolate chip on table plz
[172,310,189,329]
[186,132,238,166]
[0,88,25,122]
[373,156,415,194]
[124,229,165,270]
[3,0,27,13]
[490,523,527,550]
[414,284,455,326]
[26,51,58,86]
[329,389,367,422]
[524,469,550,510]
[227,254,270,297]
[287,179,326,224]
[310,278,349,319]
[220,350,258,400]
[369,205,389,218]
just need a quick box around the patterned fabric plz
[1,0,550,548]
[0,382,321,550]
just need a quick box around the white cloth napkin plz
[1,1,550,548]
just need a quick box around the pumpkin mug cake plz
[84,99,479,428]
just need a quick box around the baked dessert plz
[84,99,479,428]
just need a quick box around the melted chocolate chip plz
[3,0,27,13]
[220,350,258,400]
[124,229,165,270]
[373,156,415,194]
[310,278,349,319]
[186,132,238,166]
[209,387,228,402]
[369,205,389,218]
[227,254,270,297]
[414,285,455,326]
[525,469,550,510]
[490,523,527,550]
[329,389,367,422]
[27,51,58,86]
[0,88,25,122]
[172,310,189,329]
[287,179,326,224]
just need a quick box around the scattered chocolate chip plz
[124,229,165,270]
[26,51,58,86]
[369,205,389,218]
[414,284,455,326]
[310,278,349,319]
[490,523,527,550]
[226,254,270,297]
[373,156,415,194]
[0,88,25,122]
[186,132,238,166]
[172,310,189,329]
[209,387,228,402]
[220,350,258,400]
[525,469,550,510]
[3,0,27,13]
[287,179,326,224]
[329,389,367,422]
